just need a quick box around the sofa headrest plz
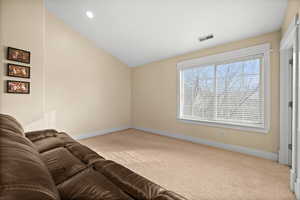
[0,114,60,200]
[0,114,24,136]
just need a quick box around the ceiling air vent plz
[199,34,214,42]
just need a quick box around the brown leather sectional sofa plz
[0,114,188,200]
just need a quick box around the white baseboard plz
[73,126,278,160]
[74,126,131,140]
[134,127,278,161]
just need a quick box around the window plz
[177,44,270,132]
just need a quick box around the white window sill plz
[177,118,269,134]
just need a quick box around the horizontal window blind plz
[180,56,265,129]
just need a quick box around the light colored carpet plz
[80,129,295,200]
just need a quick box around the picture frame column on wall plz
[5,47,31,94]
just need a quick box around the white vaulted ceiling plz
[46,0,287,67]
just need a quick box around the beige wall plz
[132,32,281,153]
[0,1,286,149]
[45,12,131,136]
[281,0,300,36]
[0,1,131,137]
[0,0,45,126]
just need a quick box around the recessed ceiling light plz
[86,11,94,19]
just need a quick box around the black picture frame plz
[7,63,30,79]
[6,80,30,94]
[7,47,31,64]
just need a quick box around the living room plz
[0,0,300,200]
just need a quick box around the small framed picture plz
[7,47,31,64]
[7,80,30,94]
[7,64,30,78]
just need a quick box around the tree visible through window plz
[180,56,264,128]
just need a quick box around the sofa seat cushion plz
[27,130,136,200]
[57,168,133,200]
[26,129,188,200]
[41,147,87,185]
[27,130,135,200]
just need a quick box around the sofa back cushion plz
[0,114,60,200]
[0,114,24,136]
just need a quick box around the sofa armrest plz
[25,129,58,141]
[154,191,187,200]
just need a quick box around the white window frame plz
[177,43,271,133]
